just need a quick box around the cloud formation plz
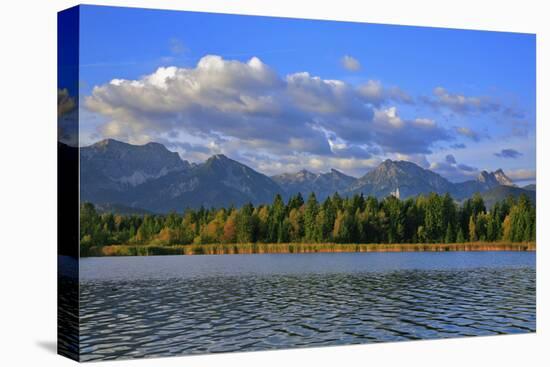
[422,87,534,146]
[508,120,531,138]
[455,126,481,141]
[506,169,536,182]
[445,154,456,164]
[358,80,412,106]
[430,155,478,182]
[371,109,451,154]
[58,88,76,118]
[495,148,522,159]
[58,88,78,146]
[85,55,452,174]
[341,55,361,71]
[395,153,430,169]
[426,87,500,114]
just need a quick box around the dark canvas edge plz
[57,5,81,362]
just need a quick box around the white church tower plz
[390,187,400,199]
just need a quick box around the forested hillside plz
[80,192,535,256]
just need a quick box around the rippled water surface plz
[79,252,535,361]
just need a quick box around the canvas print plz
[58,5,536,362]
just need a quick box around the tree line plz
[80,192,535,255]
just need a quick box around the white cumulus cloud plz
[85,55,453,174]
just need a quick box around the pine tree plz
[476,214,488,241]
[236,203,255,243]
[456,227,465,243]
[304,193,319,242]
[268,194,286,243]
[79,191,535,251]
[287,193,304,211]
[445,223,454,244]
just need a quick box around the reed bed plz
[92,241,535,257]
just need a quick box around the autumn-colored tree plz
[156,227,178,244]
[332,210,345,242]
[288,207,304,242]
[333,210,353,243]
[222,210,237,243]
[201,210,225,243]
[256,205,270,241]
[79,191,535,251]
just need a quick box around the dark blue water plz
[79,252,536,361]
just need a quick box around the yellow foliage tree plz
[469,215,477,241]
[222,210,237,243]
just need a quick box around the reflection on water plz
[79,252,536,361]
[58,256,79,360]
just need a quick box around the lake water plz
[79,252,536,361]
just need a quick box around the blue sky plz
[72,5,536,183]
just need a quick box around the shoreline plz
[85,242,536,257]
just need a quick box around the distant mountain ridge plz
[349,159,455,199]
[127,154,284,212]
[81,139,191,185]
[523,184,536,191]
[74,139,534,213]
[80,139,191,204]
[272,168,356,200]
[479,185,536,209]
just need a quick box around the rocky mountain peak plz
[78,139,533,212]
[477,170,493,183]
[350,159,454,199]
[380,159,396,169]
[297,169,317,179]
[320,169,354,181]
[211,153,229,160]
[205,154,233,167]
[93,138,124,149]
[80,138,190,188]
[493,169,515,186]
[477,169,515,187]
[203,154,255,177]
[327,168,350,178]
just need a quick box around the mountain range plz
[272,169,356,201]
[72,139,535,213]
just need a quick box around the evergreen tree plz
[79,191,535,250]
[456,227,465,243]
[236,203,255,243]
[333,210,353,243]
[304,193,319,242]
[268,194,286,242]
[445,223,454,244]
